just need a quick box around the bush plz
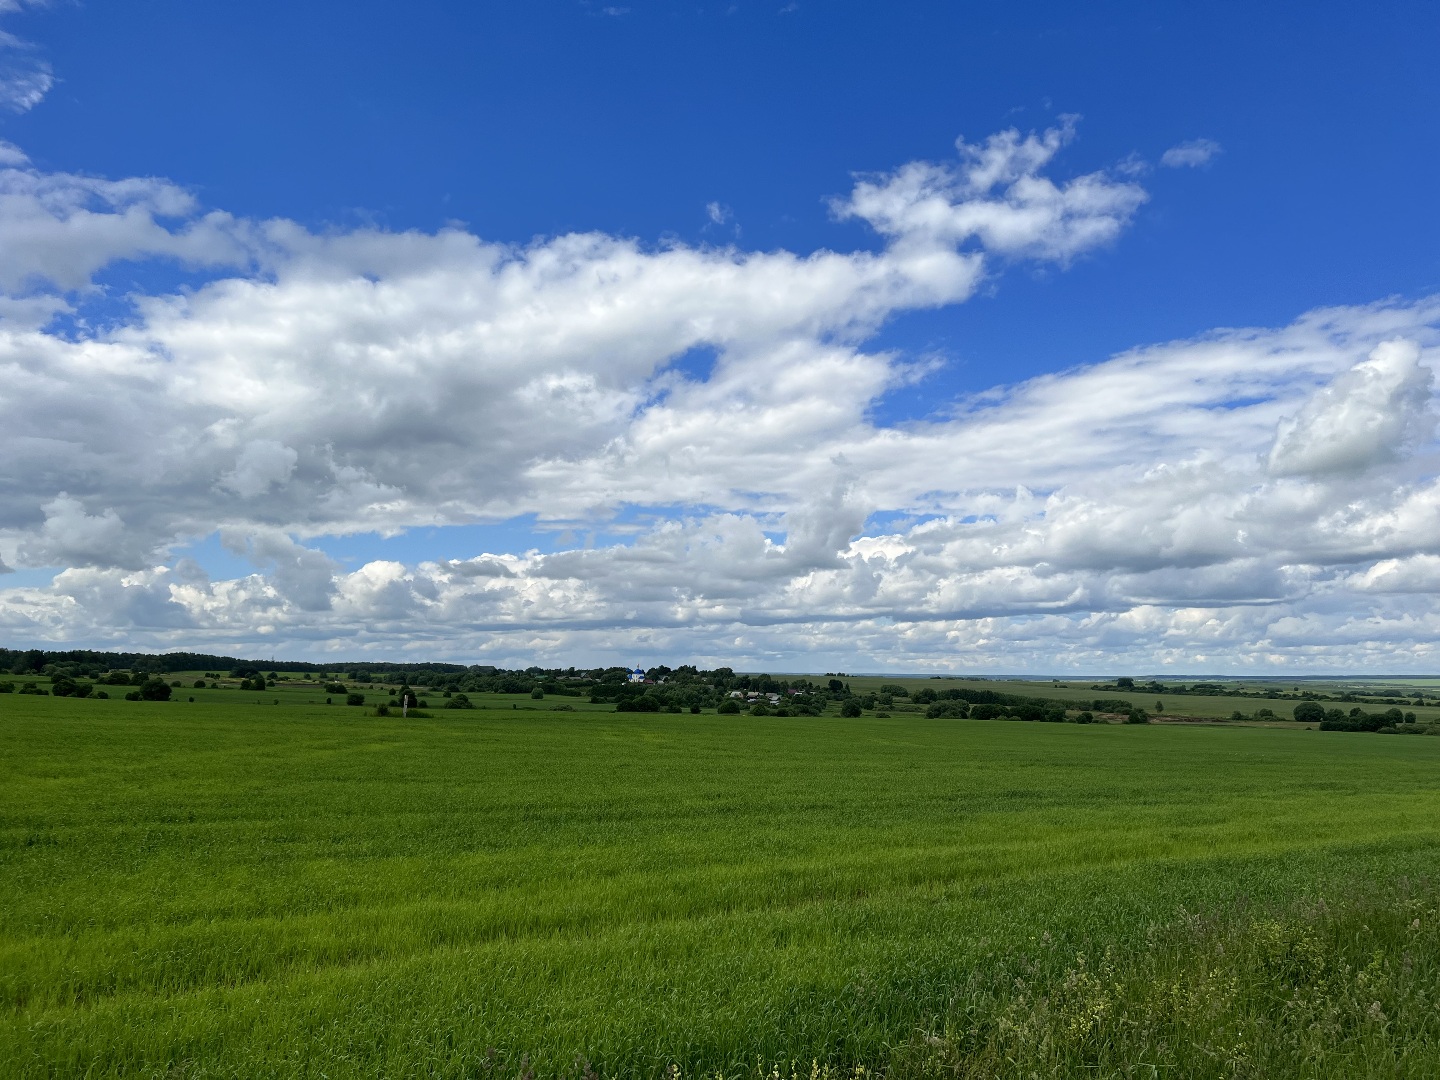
[616,697,660,712]
[689,704,701,714]
[840,700,863,718]
[879,684,908,696]
[374,704,390,717]
[0,681,13,693]
[323,683,346,695]
[530,687,545,699]
[124,691,141,701]
[139,678,172,701]
[445,693,474,709]
[1293,701,1325,724]
[1074,710,1095,724]
[750,703,770,716]
[1092,698,1134,713]
[345,693,365,706]
[716,699,741,714]
[1125,708,1150,724]
[94,690,108,699]
[970,703,1004,721]
[193,680,206,688]
[926,701,969,719]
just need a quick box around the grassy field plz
[3,690,1440,1077]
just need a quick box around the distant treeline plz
[4,649,1433,726]
[0,648,467,678]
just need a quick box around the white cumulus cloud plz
[1,127,1439,670]
[1268,340,1435,476]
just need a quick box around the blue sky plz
[15,1,1439,372]
[1,1,1438,671]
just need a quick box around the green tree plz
[138,678,172,702]
[1293,701,1325,724]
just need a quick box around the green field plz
[4,689,1440,1077]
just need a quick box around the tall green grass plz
[2,696,1439,1076]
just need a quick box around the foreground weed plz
[887,880,1440,1079]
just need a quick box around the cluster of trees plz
[921,699,1146,724]
[0,668,182,700]
[1293,701,1431,733]
[0,681,56,696]
[123,679,174,702]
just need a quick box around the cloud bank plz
[0,125,1437,671]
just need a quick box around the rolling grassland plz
[3,692,1440,1077]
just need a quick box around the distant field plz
[3,691,1440,1077]
[836,674,1440,724]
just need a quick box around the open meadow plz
[3,687,1440,1078]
